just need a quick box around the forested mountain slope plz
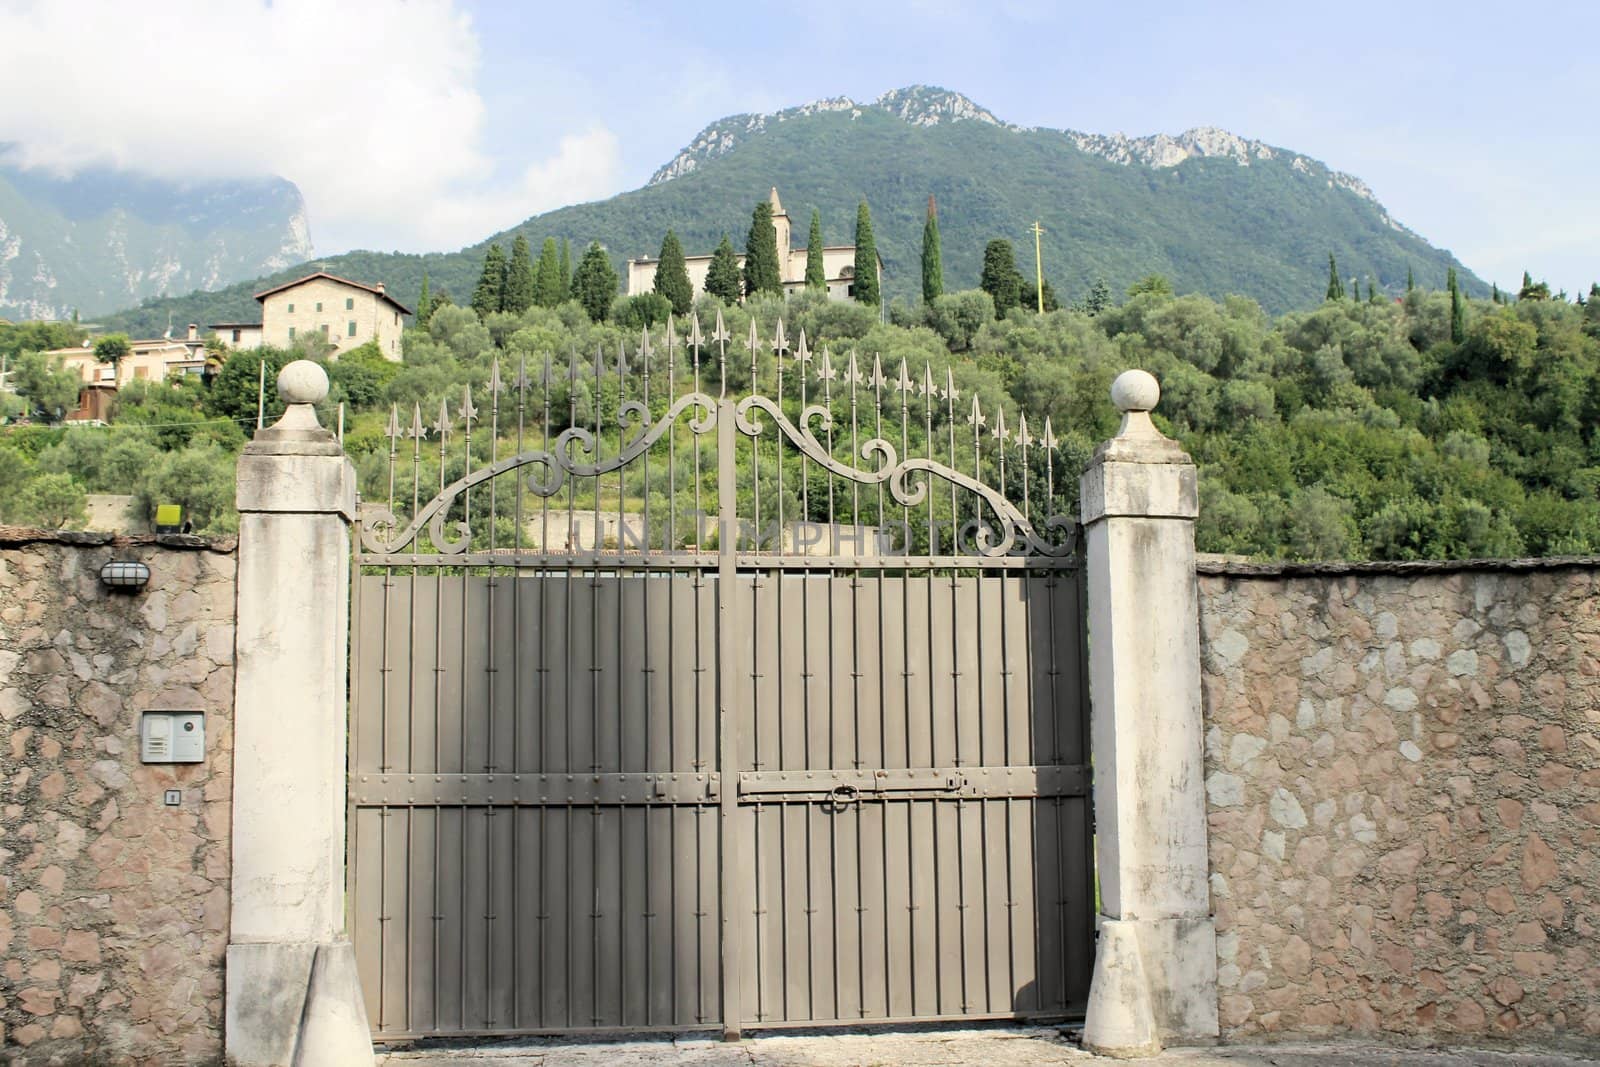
[98,87,1483,333]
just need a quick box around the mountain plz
[96,87,1483,333]
[0,150,312,322]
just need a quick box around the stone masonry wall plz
[1,529,237,1065]
[1198,561,1600,1051]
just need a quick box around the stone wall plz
[1198,560,1600,1051]
[1,528,237,1065]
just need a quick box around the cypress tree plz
[572,242,618,323]
[1369,276,1383,304]
[416,271,432,327]
[852,201,880,307]
[705,235,743,304]
[559,239,572,301]
[533,237,563,307]
[980,239,1023,318]
[1406,265,1416,293]
[654,230,694,315]
[804,210,826,291]
[471,243,507,319]
[503,235,536,314]
[743,200,782,297]
[1086,277,1112,315]
[1448,267,1465,343]
[1325,253,1344,301]
[921,195,943,303]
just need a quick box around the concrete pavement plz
[374,1026,1599,1066]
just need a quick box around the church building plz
[626,188,880,303]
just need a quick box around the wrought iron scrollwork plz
[356,315,1078,562]
[733,393,1073,558]
[361,391,716,555]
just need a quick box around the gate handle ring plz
[829,784,859,809]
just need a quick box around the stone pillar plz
[1079,370,1218,1057]
[226,361,374,1066]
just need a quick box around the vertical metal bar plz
[563,350,579,1029]
[590,345,605,1027]
[617,338,631,1027]
[774,322,785,556]
[715,396,742,1040]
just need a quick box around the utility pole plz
[1031,220,1046,314]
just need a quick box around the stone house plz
[47,328,208,391]
[252,272,410,360]
[626,187,880,303]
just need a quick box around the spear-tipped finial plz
[992,405,1008,442]
[816,347,837,382]
[967,394,986,430]
[664,313,677,354]
[1017,411,1034,449]
[460,384,477,426]
[772,318,788,355]
[870,352,887,392]
[794,328,811,364]
[409,402,426,440]
[434,397,452,439]
[921,362,937,398]
[637,326,653,366]
[488,358,504,394]
[844,349,863,387]
[944,367,959,404]
[540,351,553,388]
[895,359,913,395]
[616,337,630,378]
[745,318,760,355]
[711,307,729,346]
[1041,416,1058,452]
[687,312,704,353]
[385,404,401,442]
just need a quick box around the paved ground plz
[375,1026,1599,1066]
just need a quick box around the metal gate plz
[348,316,1092,1040]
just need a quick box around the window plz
[287,303,295,313]
[134,366,148,379]
[288,327,296,340]
[320,324,329,336]
[346,297,354,310]
[231,329,241,342]
[347,321,357,337]
[315,301,323,312]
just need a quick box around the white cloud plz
[0,0,623,252]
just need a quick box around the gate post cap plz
[1111,369,1160,414]
[279,360,329,406]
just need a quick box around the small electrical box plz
[141,711,205,764]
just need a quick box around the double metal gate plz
[348,318,1092,1039]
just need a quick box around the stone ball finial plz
[1111,369,1160,414]
[277,360,329,406]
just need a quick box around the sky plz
[2,0,1595,297]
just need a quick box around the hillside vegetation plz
[96,87,1480,334]
[6,278,1597,562]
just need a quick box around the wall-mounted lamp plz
[99,560,151,591]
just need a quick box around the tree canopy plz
[743,200,782,297]
[571,243,619,322]
[654,230,694,315]
[921,197,943,304]
[471,244,507,318]
[805,210,826,292]
[706,235,743,304]
[979,239,1023,317]
[852,201,880,307]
